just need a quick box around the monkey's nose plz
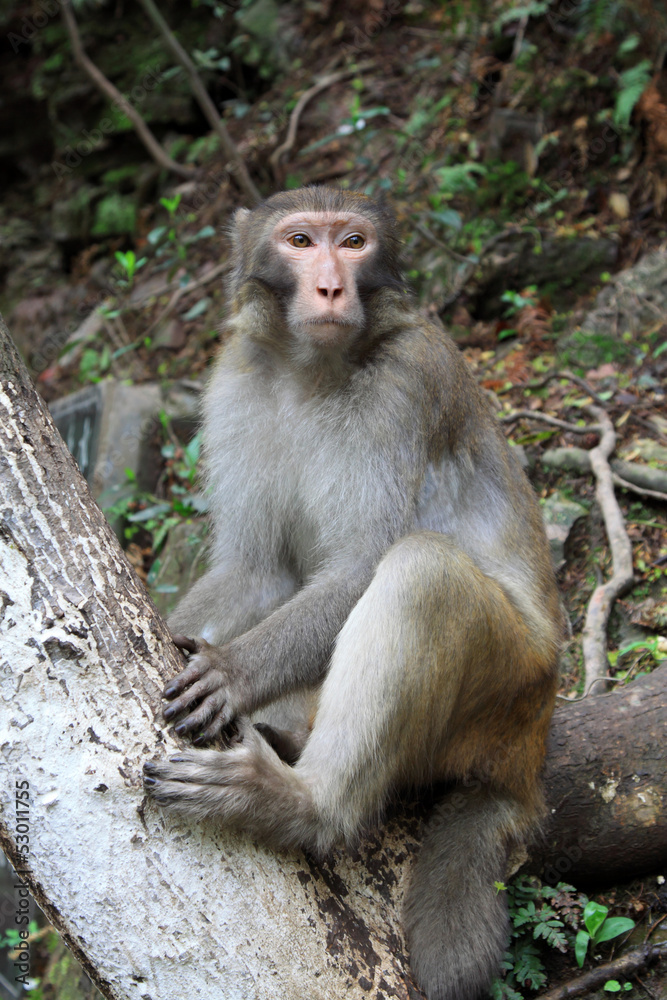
[317,285,343,299]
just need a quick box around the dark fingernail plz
[169,755,185,763]
[163,705,175,720]
[174,723,187,735]
[144,776,157,786]
[164,687,178,700]
[193,734,205,745]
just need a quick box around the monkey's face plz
[272,211,376,346]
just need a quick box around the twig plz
[502,392,638,694]
[440,226,524,310]
[611,473,667,502]
[500,410,597,434]
[144,260,230,337]
[645,913,667,942]
[415,223,472,264]
[541,447,667,499]
[269,61,375,179]
[537,942,667,1000]
[58,262,229,370]
[61,1,195,180]
[137,0,261,204]
[498,369,610,406]
[581,405,635,693]
[511,13,529,61]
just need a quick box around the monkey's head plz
[228,187,405,352]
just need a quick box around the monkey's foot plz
[143,720,311,835]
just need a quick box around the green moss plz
[91,193,136,237]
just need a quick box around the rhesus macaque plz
[144,187,562,1000]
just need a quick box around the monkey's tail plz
[404,786,529,1000]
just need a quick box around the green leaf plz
[160,194,182,216]
[595,917,635,943]
[147,226,167,245]
[431,208,463,230]
[184,434,201,466]
[604,982,622,992]
[575,929,590,967]
[618,35,639,55]
[181,298,211,321]
[127,503,172,523]
[614,59,651,129]
[583,900,609,937]
[192,225,216,240]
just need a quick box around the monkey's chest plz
[216,400,376,566]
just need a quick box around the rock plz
[49,380,162,535]
[561,248,667,365]
[149,519,209,619]
[466,230,618,318]
[541,491,588,568]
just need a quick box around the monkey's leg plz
[146,530,541,827]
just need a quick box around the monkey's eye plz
[287,233,312,248]
[341,234,366,249]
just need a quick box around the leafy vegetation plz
[492,877,636,998]
[574,901,635,968]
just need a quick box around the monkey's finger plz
[144,746,248,788]
[192,707,234,744]
[163,660,208,701]
[172,691,227,736]
[171,633,198,655]
[163,672,225,720]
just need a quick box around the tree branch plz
[581,405,635,692]
[538,942,667,1000]
[137,0,261,204]
[269,61,375,181]
[61,0,195,180]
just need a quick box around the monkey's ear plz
[233,207,252,236]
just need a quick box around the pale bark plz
[0,317,418,1000]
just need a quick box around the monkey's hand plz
[163,636,248,744]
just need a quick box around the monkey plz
[143,186,562,1000]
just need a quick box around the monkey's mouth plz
[307,316,356,326]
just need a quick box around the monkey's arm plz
[168,561,297,647]
[162,557,381,741]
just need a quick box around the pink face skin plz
[272,211,378,344]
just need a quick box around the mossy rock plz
[91,192,136,237]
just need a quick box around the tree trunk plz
[0,316,421,1000]
[1,316,665,1000]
